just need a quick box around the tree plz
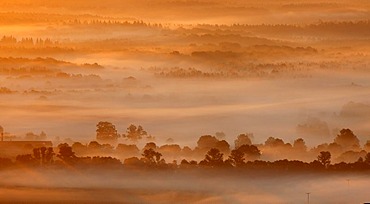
[57,143,77,164]
[123,124,152,143]
[203,148,224,167]
[143,142,157,151]
[45,147,55,164]
[215,140,230,154]
[235,133,253,149]
[264,137,285,147]
[228,149,245,167]
[158,144,182,157]
[88,141,102,149]
[96,121,119,143]
[317,151,331,168]
[72,142,87,155]
[197,135,218,150]
[334,129,360,150]
[238,144,261,161]
[141,148,162,165]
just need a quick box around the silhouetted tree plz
[228,149,245,167]
[88,141,102,149]
[123,124,152,142]
[143,142,157,151]
[203,148,224,167]
[215,140,230,154]
[265,137,285,147]
[238,144,261,161]
[141,148,162,165]
[317,151,331,168]
[197,135,218,150]
[72,142,87,155]
[96,121,119,143]
[159,144,182,159]
[334,129,360,150]
[57,143,77,164]
[45,147,54,164]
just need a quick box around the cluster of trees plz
[2,142,370,172]
[0,36,57,47]
[90,124,370,165]
[96,122,154,144]
[15,147,54,167]
[1,123,370,172]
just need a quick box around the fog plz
[0,169,368,203]
[0,0,370,203]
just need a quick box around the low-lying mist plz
[0,169,368,204]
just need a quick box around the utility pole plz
[306,192,310,204]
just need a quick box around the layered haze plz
[0,0,370,203]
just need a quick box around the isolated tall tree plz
[96,121,119,143]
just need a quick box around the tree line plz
[0,122,370,172]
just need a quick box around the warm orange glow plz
[0,0,370,203]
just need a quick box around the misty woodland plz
[1,0,370,203]
[1,124,370,172]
